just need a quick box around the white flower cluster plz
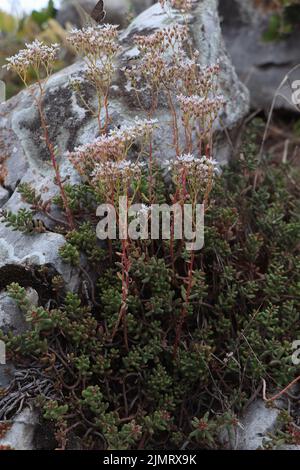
[127,25,189,91]
[174,153,219,167]
[68,134,126,169]
[4,40,60,78]
[83,61,115,89]
[110,119,158,142]
[177,94,225,119]
[92,160,145,186]
[134,24,188,53]
[128,25,220,111]
[67,24,120,58]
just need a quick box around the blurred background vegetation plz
[259,0,300,40]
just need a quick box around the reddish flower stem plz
[166,88,180,156]
[173,250,195,359]
[35,93,74,229]
[112,238,130,351]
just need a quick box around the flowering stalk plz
[67,25,121,134]
[165,88,181,156]
[177,93,224,155]
[147,91,159,203]
[36,98,74,229]
[126,25,189,159]
[127,21,224,161]
[4,40,74,229]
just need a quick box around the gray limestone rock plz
[219,0,300,111]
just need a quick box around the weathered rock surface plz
[0,408,39,450]
[0,187,9,208]
[237,400,281,450]
[219,0,300,111]
[222,399,299,450]
[132,0,155,15]
[0,225,81,292]
[0,0,248,344]
[0,364,15,388]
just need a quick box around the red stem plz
[166,89,180,156]
[36,96,74,230]
[111,198,130,351]
[103,90,110,134]
[120,238,130,351]
[173,250,195,358]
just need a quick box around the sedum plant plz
[1,124,300,449]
